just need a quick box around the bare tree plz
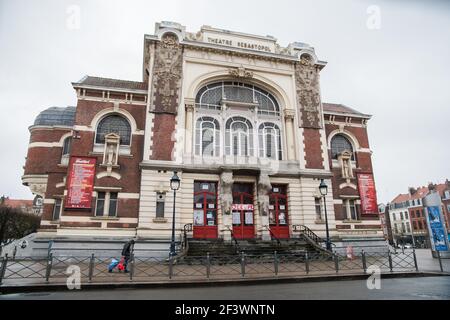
[0,204,40,255]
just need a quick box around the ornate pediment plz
[228,66,254,79]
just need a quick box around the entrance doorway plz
[193,181,218,239]
[232,183,255,239]
[269,185,289,239]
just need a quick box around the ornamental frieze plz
[295,55,322,129]
[151,33,183,114]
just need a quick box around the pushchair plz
[108,257,126,272]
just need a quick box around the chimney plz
[408,187,417,196]
[428,182,436,192]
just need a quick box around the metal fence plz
[0,249,421,286]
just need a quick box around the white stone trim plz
[60,216,138,223]
[118,193,140,199]
[96,171,122,180]
[327,128,360,151]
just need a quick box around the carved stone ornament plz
[220,171,234,215]
[151,33,183,114]
[257,172,272,216]
[338,150,354,182]
[228,66,253,79]
[295,54,322,129]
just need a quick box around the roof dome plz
[33,106,76,126]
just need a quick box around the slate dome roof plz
[33,106,76,126]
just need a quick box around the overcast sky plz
[0,0,449,203]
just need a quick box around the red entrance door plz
[269,185,290,239]
[232,183,255,239]
[193,181,218,239]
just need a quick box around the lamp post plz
[319,179,332,251]
[169,171,180,258]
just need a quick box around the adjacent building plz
[21,22,383,256]
[0,196,43,215]
[388,181,450,248]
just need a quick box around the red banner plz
[357,173,378,215]
[65,156,97,209]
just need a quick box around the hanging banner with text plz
[426,206,449,251]
[357,173,378,215]
[65,156,97,209]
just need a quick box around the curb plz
[1,271,449,295]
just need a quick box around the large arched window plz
[195,117,220,157]
[196,82,280,116]
[258,123,282,160]
[225,117,253,156]
[95,115,131,145]
[331,134,354,159]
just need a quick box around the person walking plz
[121,239,135,273]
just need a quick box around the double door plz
[269,185,289,239]
[193,181,218,239]
[232,183,255,239]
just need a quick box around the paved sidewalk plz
[414,249,450,271]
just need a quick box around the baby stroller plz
[108,257,126,272]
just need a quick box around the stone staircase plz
[186,239,238,256]
[186,237,327,257]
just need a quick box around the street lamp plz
[319,179,332,251]
[169,171,180,258]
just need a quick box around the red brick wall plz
[29,128,70,143]
[24,147,64,175]
[303,128,324,169]
[75,100,146,130]
[150,113,176,161]
[325,122,378,221]
[28,97,146,227]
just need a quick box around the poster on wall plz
[194,210,204,226]
[245,212,253,225]
[65,156,97,209]
[357,173,378,215]
[232,212,241,225]
[426,206,449,251]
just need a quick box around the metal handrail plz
[292,225,335,249]
[182,223,193,252]
[265,226,281,245]
[226,226,240,253]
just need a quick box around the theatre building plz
[22,22,383,256]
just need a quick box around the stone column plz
[258,171,272,241]
[284,109,296,161]
[184,98,195,156]
[220,171,234,241]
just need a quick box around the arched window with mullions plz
[258,123,282,160]
[196,81,280,116]
[331,134,354,159]
[95,115,131,145]
[225,117,253,156]
[195,117,220,157]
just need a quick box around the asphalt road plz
[1,276,449,300]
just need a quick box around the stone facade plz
[22,22,384,256]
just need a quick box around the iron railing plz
[226,226,240,253]
[265,226,281,246]
[0,249,424,286]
